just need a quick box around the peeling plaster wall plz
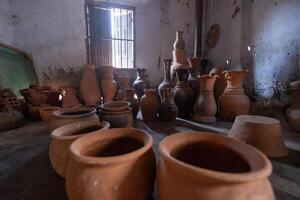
[0,0,14,45]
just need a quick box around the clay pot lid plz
[159,132,272,183]
[290,80,300,89]
[100,101,130,112]
[53,107,96,119]
[235,115,280,125]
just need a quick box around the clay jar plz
[50,107,99,130]
[61,88,81,108]
[174,68,194,118]
[98,101,133,128]
[286,80,300,132]
[133,67,149,100]
[66,128,156,200]
[115,75,130,100]
[158,59,175,100]
[140,89,159,122]
[193,75,218,122]
[50,120,110,177]
[188,57,201,97]
[218,70,250,121]
[39,106,61,122]
[157,132,275,200]
[158,88,178,121]
[100,66,117,103]
[80,64,102,106]
[125,89,139,119]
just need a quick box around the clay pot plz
[193,75,218,122]
[286,80,300,132]
[66,128,156,200]
[39,106,61,122]
[61,88,81,108]
[188,57,201,97]
[158,59,175,101]
[50,120,110,177]
[125,88,139,119]
[28,104,42,120]
[51,107,99,130]
[228,115,288,158]
[0,109,24,131]
[218,70,250,121]
[80,64,102,106]
[100,66,117,103]
[174,68,194,118]
[158,88,178,121]
[133,67,149,100]
[173,30,185,49]
[157,132,275,200]
[99,101,133,128]
[115,75,130,100]
[140,89,159,122]
[28,91,47,106]
[43,90,61,106]
[19,88,33,102]
[209,67,226,102]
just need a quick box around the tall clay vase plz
[158,88,178,121]
[218,70,250,121]
[174,68,195,118]
[133,67,149,100]
[188,57,201,97]
[66,128,156,200]
[158,59,175,101]
[80,64,101,106]
[115,75,130,100]
[173,30,185,49]
[101,66,117,103]
[140,89,159,122]
[157,132,275,200]
[193,75,218,122]
[286,80,300,132]
[125,88,139,119]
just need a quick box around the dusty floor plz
[0,114,300,200]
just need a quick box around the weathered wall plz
[0,0,14,45]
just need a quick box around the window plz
[86,2,135,68]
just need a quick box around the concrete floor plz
[0,114,300,200]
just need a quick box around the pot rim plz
[159,132,272,183]
[99,107,132,115]
[100,101,130,112]
[69,128,153,165]
[53,107,96,119]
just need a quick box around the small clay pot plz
[140,89,159,122]
[286,80,300,132]
[125,88,139,119]
[50,120,110,177]
[101,66,117,103]
[115,75,130,100]
[61,88,81,108]
[66,128,156,200]
[158,88,178,121]
[157,132,275,200]
[39,106,61,122]
[158,59,175,100]
[100,101,130,112]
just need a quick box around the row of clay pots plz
[59,128,274,200]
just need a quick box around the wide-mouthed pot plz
[98,108,133,128]
[66,128,156,200]
[49,120,110,177]
[157,132,274,200]
[100,101,130,112]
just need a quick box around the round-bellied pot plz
[115,75,130,101]
[50,107,99,130]
[66,128,156,200]
[158,88,178,121]
[125,88,139,119]
[286,80,300,132]
[158,59,175,101]
[140,89,159,122]
[157,132,275,200]
[100,66,117,103]
[101,101,130,112]
[50,120,110,177]
[133,67,149,100]
[61,87,81,108]
[39,106,61,122]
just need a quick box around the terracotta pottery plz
[0,109,24,131]
[115,75,130,100]
[218,70,250,121]
[174,68,194,118]
[125,88,139,119]
[80,64,102,106]
[133,67,149,100]
[43,90,61,106]
[99,101,133,128]
[193,75,218,122]
[100,66,117,103]
[286,80,300,132]
[209,67,226,102]
[28,104,42,120]
[158,88,178,121]
[158,59,175,101]
[140,89,159,122]
[66,128,156,200]
[28,91,48,106]
[51,107,99,130]
[228,115,288,158]
[157,132,275,200]
[19,88,33,102]
[50,120,110,177]
[188,57,201,97]
[39,106,61,122]
[61,88,81,108]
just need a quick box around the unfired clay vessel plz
[115,75,130,100]
[66,128,156,200]
[158,88,178,121]
[125,88,139,119]
[50,120,110,177]
[228,115,288,158]
[157,132,275,200]
[286,80,300,132]
[158,59,174,100]
[101,66,117,103]
[133,67,149,100]
[140,89,159,122]
[188,57,201,97]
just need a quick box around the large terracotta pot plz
[188,57,201,97]
[218,70,250,121]
[100,66,117,103]
[174,68,194,118]
[39,106,61,122]
[80,64,102,106]
[209,67,226,102]
[125,88,139,119]
[0,109,24,131]
[286,80,300,132]
[157,132,275,200]
[51,107,99,130]
[193,75,218,122]
[140,89,159,122]
[98,101,133,128]
[115,75,130,101]
[61,88,81,108]
[158,59,175,101]
[49,120,110,177]
[158,88,178,121]
[66,128,156,200]
[133,67,149,100]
